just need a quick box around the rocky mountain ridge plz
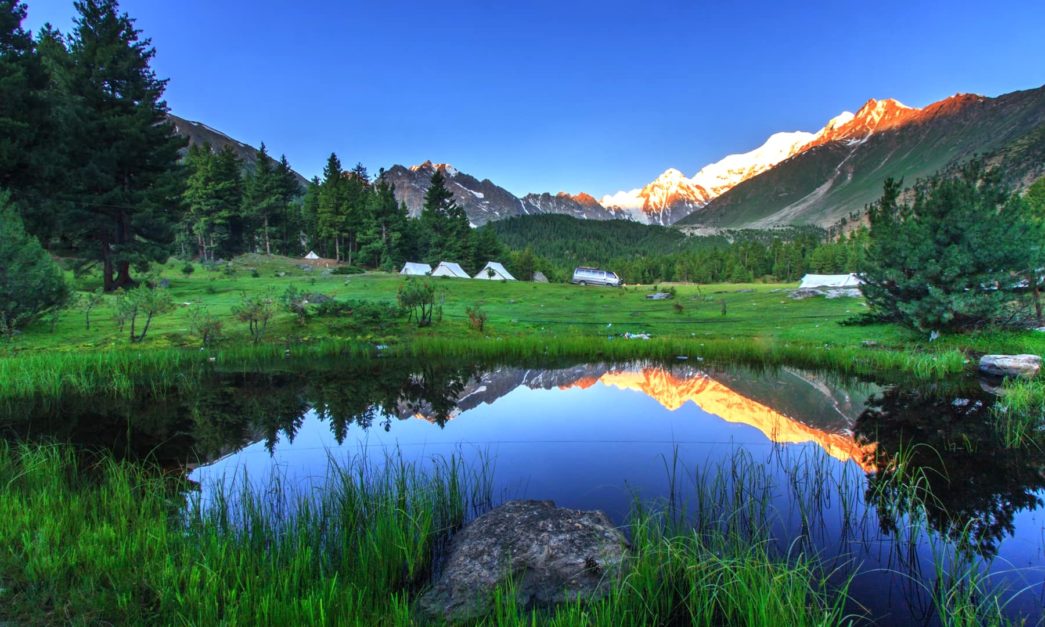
[379,161,624,225]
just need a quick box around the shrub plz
[331,265,365,275]
[181,263,195,277]
[250,268,260,278]
[188,305,223,347]
[232,293,276,343]
[0,199,71,339]
[79,289,104,330]
[281,285,308,325]
[397,279,437,327]
[315,299,403,330]
[114,285,175,343]
[466,304,488,332]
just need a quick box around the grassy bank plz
[2,441,1029,625]
[0,442,849,626]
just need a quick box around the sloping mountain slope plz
[168,114,309,187]
[678,85,1045,228]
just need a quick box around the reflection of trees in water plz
[3,361,483,467]
[855,386,1045,557]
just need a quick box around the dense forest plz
[487,215,868,284]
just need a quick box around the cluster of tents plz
[400,261,518,281]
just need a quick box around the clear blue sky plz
[23,0,1045,197]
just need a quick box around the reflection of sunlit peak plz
[562,376,600,391]
[590,368,876,471]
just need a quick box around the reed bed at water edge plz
[0,442,854,626]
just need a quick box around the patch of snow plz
[690,131,815,198]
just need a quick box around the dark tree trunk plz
[102,239,116,292]
[1033,279,1042,325]
[115,261,134,290]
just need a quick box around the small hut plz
[473,262,516,281]
[432,261,470,278]
[798,273,862,289]
[400,262,432,276]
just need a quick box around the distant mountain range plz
[170,83,1044,229]
[379,161,624,225]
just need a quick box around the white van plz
[571,266,622,287]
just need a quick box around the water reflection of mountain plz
[406,364,878,471]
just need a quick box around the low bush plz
[466,304,489,332]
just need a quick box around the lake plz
[4,358,1043,624]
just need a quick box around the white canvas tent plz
[474,261,515,281]
[400,262,432,276]
[432,261,470,278]
[533,271,549,283]
[304,251,320,260]
[798,273,863,289]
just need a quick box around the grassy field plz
[14,253,1045,352]
[2,253,1043,403]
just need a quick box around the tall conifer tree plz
[58,0,186,290]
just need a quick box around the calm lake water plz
[5,359,1044,624]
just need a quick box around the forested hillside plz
[487,215,865,284]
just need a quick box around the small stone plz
[978,354,1042,379]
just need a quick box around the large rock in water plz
[978,354,1042,379]
[419,500,628,622]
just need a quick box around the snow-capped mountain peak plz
[599,168,710,225]
[689,130,815,198]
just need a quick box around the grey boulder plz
[978,354,1042,379]
[419,500,628,622]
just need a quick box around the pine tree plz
[274,154,301,254]
[183,143,243,261]
[317,153,347,260]
[0,1,44,185]
[341,162,369,266]
[241,143,282,255]
[56,0,186,291]
[0,2,62,234]
[300,176,321,253]
[420,169,472,264]
[861,164,1031,331]
[358,177,409,268]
